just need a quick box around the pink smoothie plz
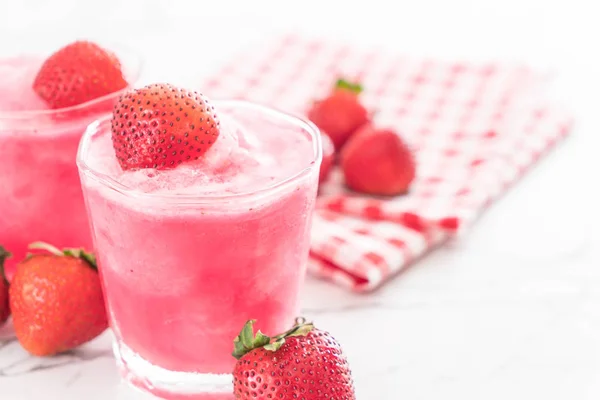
[78,104,320,381]
[0,53,135,271]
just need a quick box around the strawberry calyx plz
[28,242,97,270]
[0,246,11,285]
[335,78,363,94]
[232,317,314,359]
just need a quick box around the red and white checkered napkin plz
[200,34,573,292]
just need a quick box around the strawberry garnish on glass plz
[33,41,128,109]
[110,83,220,170]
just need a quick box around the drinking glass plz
[77,101,322,398]
[0,40,142,270]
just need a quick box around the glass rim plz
[0,41,144,120]
[76,99,323,205]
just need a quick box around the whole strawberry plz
[308,79,369,150]
[33,41,128,109]
[342,125,416,196]
[111,83,220,170]
[10,242,107,356]
[232,319,355,400]
[0,246,11,325]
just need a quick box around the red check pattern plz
[200,34,574,292]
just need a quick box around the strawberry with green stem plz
[10,242,107,356]
[232,318,355,400]
[308,78,369,151]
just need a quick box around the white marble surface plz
[1,0,600,398]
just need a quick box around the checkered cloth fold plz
[201,34,573,292]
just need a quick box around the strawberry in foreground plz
[308,79,369,150]
[0,246,10,325]
[342,125,416,196]
[10,242,107,356]
[232,318,355,400]
[33,40,128,109]
[111,83,221,170]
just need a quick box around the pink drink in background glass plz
[0,43,141,272]
[77,101,322,398]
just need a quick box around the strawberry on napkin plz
[201,34,573,292]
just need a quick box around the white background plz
[1,0,599,399]
[2,0,594,203]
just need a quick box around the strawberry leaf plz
[232,318,315,360]
[264,338,286,352]
[79,251,98,270]
[63,248,98,270]
[29,242,97,270]
[335,78,363,94]
[253,331,271,348]
[285,322,314,338]
[232,336,246,359]
[273,319,315,340]
[240,319,257,349]
[233,320,272,359]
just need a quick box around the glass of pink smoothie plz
[77,100,322,398]
[0,42,141,271]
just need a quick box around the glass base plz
[113,339,233,400]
